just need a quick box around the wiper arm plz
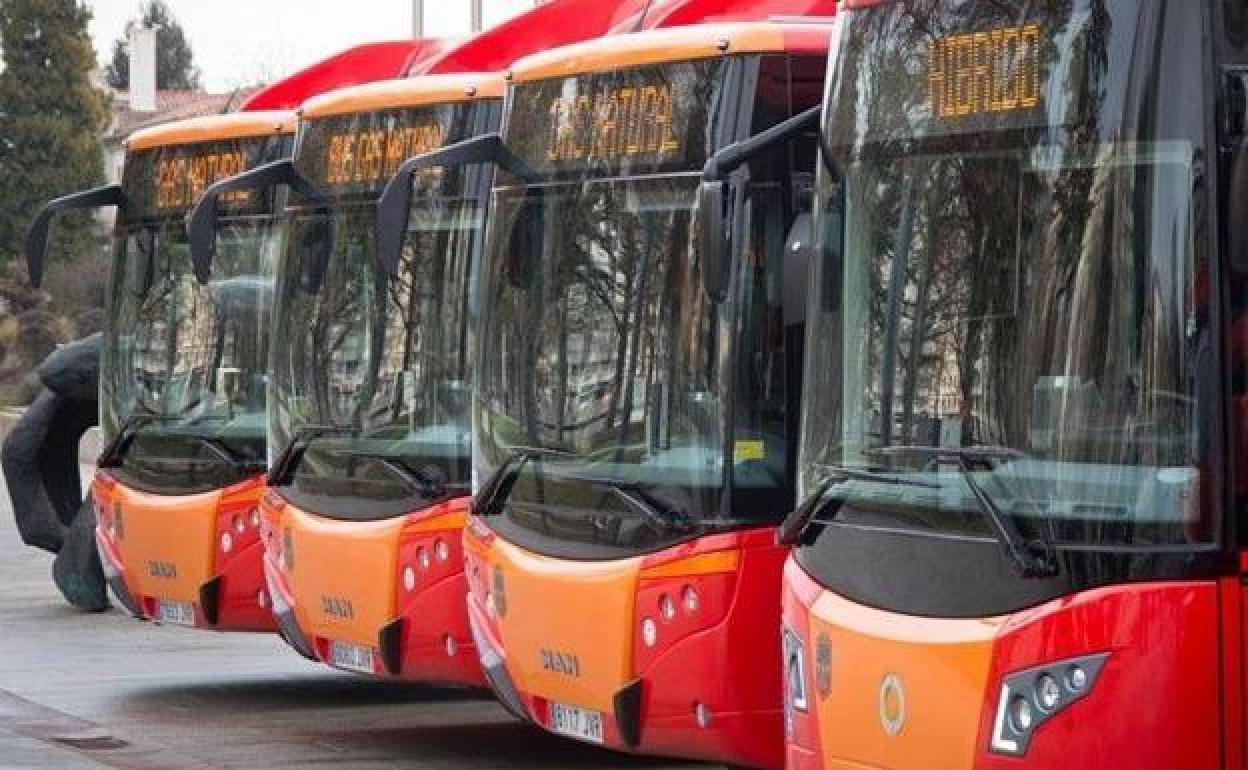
[189,435,267,476]
[777,464,939,546]
[341,450,447,498]
[932,450,1057,579]
[471,445,576,518]
[98,413,178,469]
[266,423,355,487]
[608,485,696,535]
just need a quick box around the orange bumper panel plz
[95,528,144,619]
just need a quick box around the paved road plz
[0,470,710,770]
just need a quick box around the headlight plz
[990,653,1109,756]
[782,625,809,738]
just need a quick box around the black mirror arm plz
[702,105,823,182]
[188,159,330,284]
[26,185,128,288]
[375,133,534,278]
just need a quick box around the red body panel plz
[466,526,788,770]
[783,556,1225,770]
[242,40,449,111]
[419,0,652,75]
[93,472,273,632]
[634,0,836,28]
[261,493,485,688]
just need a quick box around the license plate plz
[548,702,604,744]
[328,640,375,674]
[155,600,196,627]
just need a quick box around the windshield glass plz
[476,57,819,557]
[800,0,1213,552]
[269,102,492,520]
[102,138,287,494]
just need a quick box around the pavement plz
[0,466,710,770]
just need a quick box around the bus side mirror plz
[698,180,732,303]
[25,184,127,288]
[507,194,544,289]
[1231,139,1248,275]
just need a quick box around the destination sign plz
[928,24,1043,122]
[155,150,251,212]
[124,136,287,220]
[296,104,483,197]
[509,60,723,178]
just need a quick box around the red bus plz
[186,0,667,685]
[783,1,1237,768]
[22,42,440,633]
[456,21,830,769]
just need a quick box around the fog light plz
[435,539,449,562]
[1010,697,1033,733]
[418,547,431,570]
[233,514,245,534]
[1036,674,1061,711]
[1067,665,1088,692]
[403,566,416,592]
[641,617,657,647]
[659,594,675,621]
[221,532,233,553]
[445,634,457,657]
[695,702,712,728]
[682,585,699,613]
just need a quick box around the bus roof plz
[298,73,507,120]
[126,111,296,151]
[242,40,449,111]
[509,21,832,84]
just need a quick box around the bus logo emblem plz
[879,674,906,736]
[321,596,354,620]
[539,649,580,677]
[147,560,176,579]
[815,634,832,697]
[492,566,507,618]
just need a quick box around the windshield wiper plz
[608,485,697,535]
[340,451,449,498]
[929,450,1058,579]
[778,464,939,546]
[266,423,355,487]
[472,445,576,518]
[98,413,178,468]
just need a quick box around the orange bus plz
[453,22,829,769]
[190,74,504,682]
[27,113,295,630]
[782,1,1236,768]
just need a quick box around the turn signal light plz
[990,652,1109,756]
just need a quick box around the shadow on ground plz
[122,675,492,715]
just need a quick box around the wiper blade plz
[266,423,355,487]
[472,445,576,518]
[189,435,267,476]
[930,450,1057,579]
[777,464,939,546]
[608,485,696,535]
[98,413,177,468]
[341,450,448,498]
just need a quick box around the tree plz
[103,1,201,91]
[0,0,109,278]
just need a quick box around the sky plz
[86,1,432,92]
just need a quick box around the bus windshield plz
[268,103,491,520]
[103,139,286,494]
[800,0,1214,554]
[476,56,815,557]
